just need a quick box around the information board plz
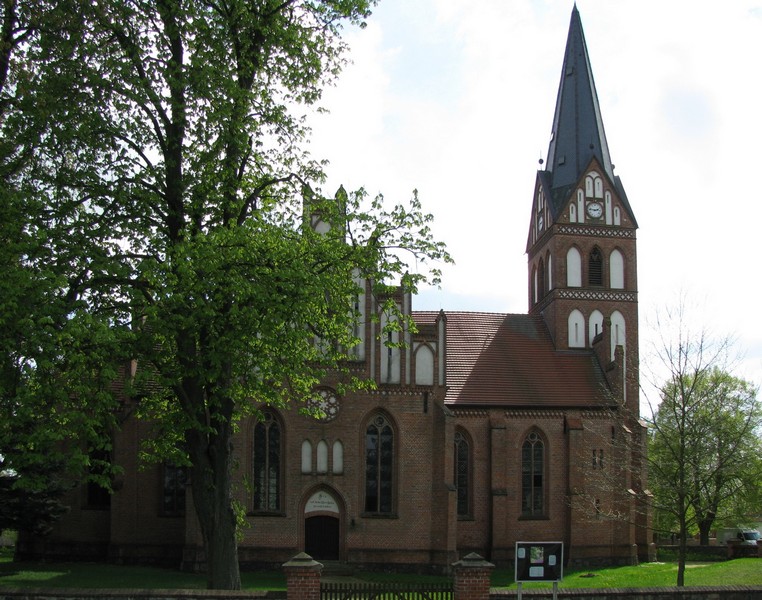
[514,541,563,582]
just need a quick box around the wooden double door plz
[304,515,340,560]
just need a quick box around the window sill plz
[360,512,398,519]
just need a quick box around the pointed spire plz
[545,5,613,190]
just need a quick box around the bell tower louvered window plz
[588,247,603,286]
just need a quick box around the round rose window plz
[306,389,340,422]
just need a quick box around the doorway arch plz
[303,488,343,561]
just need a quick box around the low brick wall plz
[2,550,761,600]
[491,588,762,600]
[0,591,273,600]
[2,586,762,600]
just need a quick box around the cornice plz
[504,409,566,420]
[557,289,637,303]
[557,224,636,239]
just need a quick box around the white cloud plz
[309,0,762,388]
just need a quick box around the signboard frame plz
[514,541,564,583]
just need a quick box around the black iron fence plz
[321,581,453,600]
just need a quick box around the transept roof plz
[414,311,612,408]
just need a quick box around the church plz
[18,6,652,572]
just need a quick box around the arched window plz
[454,430,471,517]
[538,258,546,298]
[253,410,282,512]
[522,431,545,517]
[332,440,344,475]
[605,192,612,225]
[594,177,603,198]
[317,440,329,474]
[586,172,603,198]
[162,463,187,516]
[610,311,626,361]
[301,440,312,474]
[380,310,401,384]
[589,247,603,286]
[566,247,582,287]
[610,249,624,289]
[589,309,604,345]
[532,266,538,304]
[568,309,585,348]
[414,344,435,386]
[365,413,394,514]
[546,253,553,291]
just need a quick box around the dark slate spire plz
[545,5,613,191]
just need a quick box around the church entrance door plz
[304,515,340,560]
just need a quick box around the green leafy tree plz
[1,0,451,589]
[650,370,761,541]
[1,0,122,540]
[644,301,762,586]
[0,455,69,538]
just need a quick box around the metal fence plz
[321,581,453,600]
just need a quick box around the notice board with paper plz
[514,542,563,582]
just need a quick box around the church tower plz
[526,5,639,415]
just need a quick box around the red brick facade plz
[17,6,653,574]
[20,274,651,572]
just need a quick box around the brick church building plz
[20,6,652,571]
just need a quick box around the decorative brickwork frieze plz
[557,224,636,239]
[452,409,490,418]
[557,289,637,303]
[504,410,566,420]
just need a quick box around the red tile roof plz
[413,311,611,408]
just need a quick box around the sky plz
[308,0,762,404]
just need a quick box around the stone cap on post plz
[452,552,495,571]
[283,552,324,571]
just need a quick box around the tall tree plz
[1,0,122,536]
[649,371,761,541]
[643,300,762,586]
[1,0,450,589]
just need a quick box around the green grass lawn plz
[0,549,285,591]
[490,559,762,589]
[1,547,760,591]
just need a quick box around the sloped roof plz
[546,5,613,191]
[414,311,611,408]
[528,5,638,246]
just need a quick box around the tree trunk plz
[696,511,715,546]
[698,521,712,546]
[185,396,241,590]
[677,516,686,587]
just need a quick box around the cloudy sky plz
[308,0,762,403]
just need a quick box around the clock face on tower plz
[587,202,603,219]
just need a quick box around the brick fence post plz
[452,552,495,600]
[283,552,323,600]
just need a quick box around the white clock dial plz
[586,202,603,218]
